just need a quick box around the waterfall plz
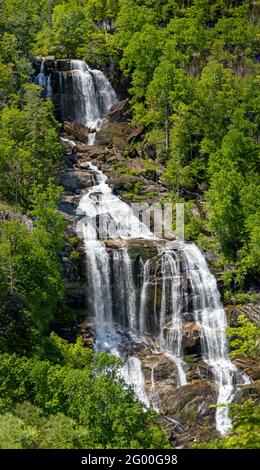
[56,58,249,434]
[158,249,187,387]
[35,59,117,140]
[70,59,117,144]
[139,249,187,387]
[34,59,52,97]
[183,244,248,434]
[139,260,151,333]
[78,161,152,402]
[78,158,248,432]
[78,157,246,432]
[121,357,150,407]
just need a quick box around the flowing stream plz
[35,59,248,435]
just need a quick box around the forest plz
[0,0,259,450]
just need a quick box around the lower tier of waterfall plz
[77,161,249,436]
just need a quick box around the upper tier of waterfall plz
[70,60,117,144]
[34,58,117,144]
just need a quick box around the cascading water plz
[34,60,52,98]
[78,159,247,433]
[78,163,152,404]
[182,244,249,434]
[139,250,187,387]
[70,60,117,144]
[50,57,249,435]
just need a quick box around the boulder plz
[62,169,94,191]
[75,144,108,159]
[240,380,260,403]
[107,99,129,122]
[108,175,144,190]
[182,322,201,355]
[127,126,145,143]
[139,184,167,195]
[233,357,260,381]
[95,121,131,149]
[160,380,217,427]
[226,303,260,327]
[63,121,95,143]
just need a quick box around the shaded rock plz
[127,126,145,143]
[240,380,260,403]
[226,303,260,327]
[64,280,87,308]
[64,121,95,143]
[108,175,144,190]
[62,169,93,191]
[182,322,201,355]
[95,121,132,150]
[107,99,129,122]
[139,184,167,195]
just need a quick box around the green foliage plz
[227,315,260,359]
[0,335,170,449]
[0,0,259,449]
[0,217,64,353]
[0,84,62,208]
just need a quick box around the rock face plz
[182,323,201,355]
[63,121,95,143]
[107,99,129,122]
[226,303,260,327]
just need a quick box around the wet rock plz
[58,196,79,217]
[182,322,201,355]
[77,318,95,348]
[64,121,95,143]
[95,121,131,150]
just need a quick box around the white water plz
[78,159,247,432]
[70,60,117,144]
[183,244,248,434]
[56,59,248,433]
[158,249,187,386]
[78,163,152,402]
[121,357,150,407]
[78,163,154,240]
[34,59,52,97]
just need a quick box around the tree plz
[0,336,170,449]
[0,84,62,208]
[227,315,260,359]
